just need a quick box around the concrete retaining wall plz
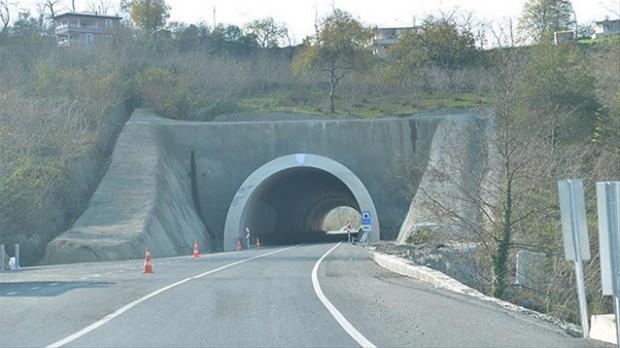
[43,112,209,263]
[397,112,492,243]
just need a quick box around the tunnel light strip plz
[312,242,377,348]
[46,245,301,348]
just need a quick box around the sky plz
[15,0,620,44]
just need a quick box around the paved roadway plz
[0,243,611,347]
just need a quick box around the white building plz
[53,12,122,47]
[373,27,415,58]
[593,18,620,39]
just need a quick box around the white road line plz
[30,287,41,290]
[6,291,19,296]
[49,282,59,287]
[312,242,377,348]
[46,245,301,348]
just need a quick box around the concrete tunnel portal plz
[223,154,380,250]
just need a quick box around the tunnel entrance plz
[223,154,380,250]
[243,167,358,245]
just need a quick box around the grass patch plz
[236,90,491,118]
[576,36,620,47]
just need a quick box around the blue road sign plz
[361,211,371,232]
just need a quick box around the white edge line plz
[311,242,377,348]
[46,245,300,348]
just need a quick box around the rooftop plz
[595,18,620,24]
[53,12,122,20]
[375,26,416,31]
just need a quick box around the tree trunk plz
[329,69,336,114]
[494,173,513,298]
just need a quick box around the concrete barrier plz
[590,314,617,344]
[368,249,582,336]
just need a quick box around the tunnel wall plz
[162,112,442,245]
[44,109,491,263]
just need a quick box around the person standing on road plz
[245,227,251,249]
[345,220,352,243]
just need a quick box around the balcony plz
[55,24,108,36]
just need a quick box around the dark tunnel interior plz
[241,167,360,245]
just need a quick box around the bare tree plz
[0,0,10,33]
[414,22,562,298]
[244,17,289,48]
[600,0,620,17]
[41,0,60,19]
[88,0,112,14]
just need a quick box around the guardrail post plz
[0,244,5,272]
[14,244,20,270]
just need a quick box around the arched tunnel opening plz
[224,154,380,250]
[241,167,361,245]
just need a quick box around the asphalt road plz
[0,243,611,347]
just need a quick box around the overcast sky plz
[16,0,620,43]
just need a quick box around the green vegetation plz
[127,0,170,34]
[292,9,374,113]
[518,0,575,42]
[388,13,479,87]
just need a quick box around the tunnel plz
[223,154,380,250]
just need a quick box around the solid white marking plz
[30,287,41,290]
[312,242,376,348]
[6,291,19,296]
[49,283,59,287]
[92,274,101,278]
[46,245,300,348]
[79,277,88,280]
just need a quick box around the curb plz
[368,249,582,337]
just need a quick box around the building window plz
[86,33,94,44]
[105,19,113,28]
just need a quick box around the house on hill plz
[373,27,415,58]
[593,18,620,39]
[53,12,121,47]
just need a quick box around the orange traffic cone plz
[236,238,242,251]
[256,238,261,249]
[143,248,153,273]
[192,241,200,259]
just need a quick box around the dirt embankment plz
[3,105,131,266]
